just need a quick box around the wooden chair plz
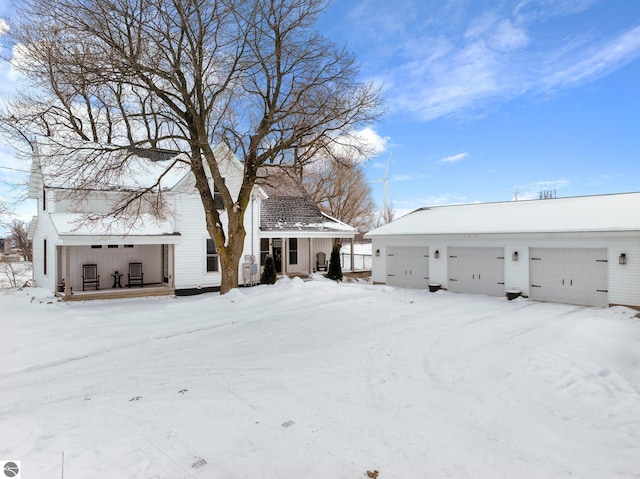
[82,264,100,291]
[316,252,328,272]
[127,262,144,287]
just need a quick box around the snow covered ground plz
[1,277,639,478]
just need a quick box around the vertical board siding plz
[67,245,163,291]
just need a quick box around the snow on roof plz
[366,192,640,237]
[50,213,177,237]
[33,139,190,192]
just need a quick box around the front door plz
[273,238,283,273]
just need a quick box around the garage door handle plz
[597,289,608,293]
[531,284,541,288]
[571,279,573,286]
[562,279,564,285]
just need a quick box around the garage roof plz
[366,192,640,236]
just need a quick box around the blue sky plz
[318,0,640,215]
[1,0,640,230]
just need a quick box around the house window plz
[123,244,134,248]
[206,238,219,272]
[214,180,225,210]
[91,245,103,249]
[260,238,270,266]
[108,244,118,249]
[42,188,46,211]
[43,239,47,275]
[289,238,298,265]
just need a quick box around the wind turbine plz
[372,153,395,223]
[507,186,521,201]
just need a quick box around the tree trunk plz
[216,208,247,295]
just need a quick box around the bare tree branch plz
[1,0,384,293]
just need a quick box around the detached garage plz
[365,192,640,308]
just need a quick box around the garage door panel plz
[529,248,608,307]
[448,247,504,297]
[387,247,429,289]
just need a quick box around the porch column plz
[64,246,71,298]
[283,238,288,275]
[171,244,176,288]
[309,238,314,273]
[350,237,355,272]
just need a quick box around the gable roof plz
[366,192,640,237]
[257,167,356,235]
[29,139,190,197]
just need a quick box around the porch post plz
[350,237,355,273]
[283,238,288,275]
[309,238,314,273]
[64,246,71,298]
[171,244,176,288]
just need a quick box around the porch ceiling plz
[259,230,356,239]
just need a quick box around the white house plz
[365,193,640,308]
[28,141,357,299]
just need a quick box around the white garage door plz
[448,247,505,297]
[386,247,429,289]
[529,248,608,307]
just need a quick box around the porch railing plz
[340,253,372,272]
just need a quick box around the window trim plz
[43,238,47,275]
[289,238,298,265]
[206,238,219,273]
[260,238,270,267]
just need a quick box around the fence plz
[340,253,372,272]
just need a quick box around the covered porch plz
[259,233,358,276]
[55,235,180,301]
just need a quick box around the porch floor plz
[57,284,175,301]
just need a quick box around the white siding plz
[31,213,58,291]
[173,193,223,290]
[172,185,261,290]
[285,238,310,274]
[607,237,640,307]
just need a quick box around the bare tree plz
[9,220,32,262]
[0,257,20,288]
[1,0,383,293]
[303,158,376,232]
[380,201,396,225]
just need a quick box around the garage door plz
[448,247,505,297]
[386,247,429,289]
[529,248,608,307]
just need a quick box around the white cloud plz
[439,152,468,164]
[489,20,530,51]
[539,25,640,91]
[349,1,640,122]
[353,127,389,158]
